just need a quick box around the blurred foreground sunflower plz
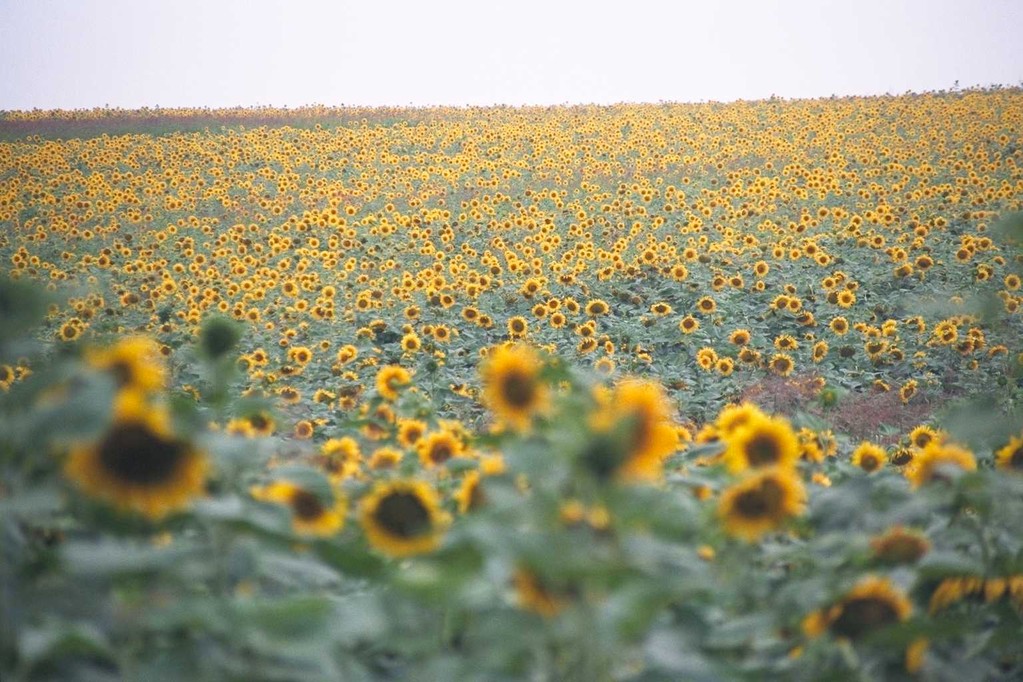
[65,390,208,519]
[359,479,449,557]
[251,480,346,537]
[587,379,679,482]
[480,343,549,431]
[85,336,166,392]
[718,467,805,541]
[802,576,912,640]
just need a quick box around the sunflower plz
[85,336,166,392]
[65,390,208,519]
[368,447,398,470]
[696,296,717,314]
[246,411,276,436]
[729,329,751,346]
[507,316,528,338]
[905,441,976,488]
[829,316,849,335]
[803,576,912,641]
[416,429,464,468]
[870,526,930,565]
[836,290,856,308]
[679,315,700,334]
[594,356,615,375]
[397,418,427,448]
[768,353,794,376]
[774,335,799,351]
[587,379,679,482]
[401,332,421,353]
[715,402,766,437]
[0,364,14,391]
[584,299,609,316]
[454,470,486,513]
[359,479,449,557]
[287,345,313,365]
[723,414,799,473]
[908,425,938,449]
[376,365,411,401]
[480,343,549,431]
[851,442,886,473]
[251,480,346,537]
[995,434,1023,471]
[319,437,362,478]
[277,386,302,405]
[294,420,314,439]
[696,347,718,371]
[513,567,568,617]
[650,301,673,316]
[718,467,805,541]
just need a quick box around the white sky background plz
[1,0,1021,110]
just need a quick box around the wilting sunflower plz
[359,479,449,557]
[251,480,346,537]
[587,379,679,481]
[803,576,912,641]
[905,441,976,488]
[85,336,166,392]
[995,434,1023,471]
[65,390,208,519]
[723,414,799,473]
[718,467,806,541]
[376,365,411,401]
[479,343,549,431]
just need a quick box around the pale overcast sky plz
[1,0,1021,110]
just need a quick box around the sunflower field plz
[2,89,1023,680]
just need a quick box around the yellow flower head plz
[718,467,806,541]
[479,343,549,431]
[251,480,346,537]
[376,365,411,401]
[65,390,208,519]
[85,336,166,392]
[359,479,449,557]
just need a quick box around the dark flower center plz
[290,489,325,520]
[581,433,626,479]
[98,422,185,485]
[374,492,431,538]
[735,478,784,519]
[829,597,899,640]
[500,370,536,409]
[429,441,453,464]
[1011,447,1023,469]
[891,449,914,466]
[746,434,781,467]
